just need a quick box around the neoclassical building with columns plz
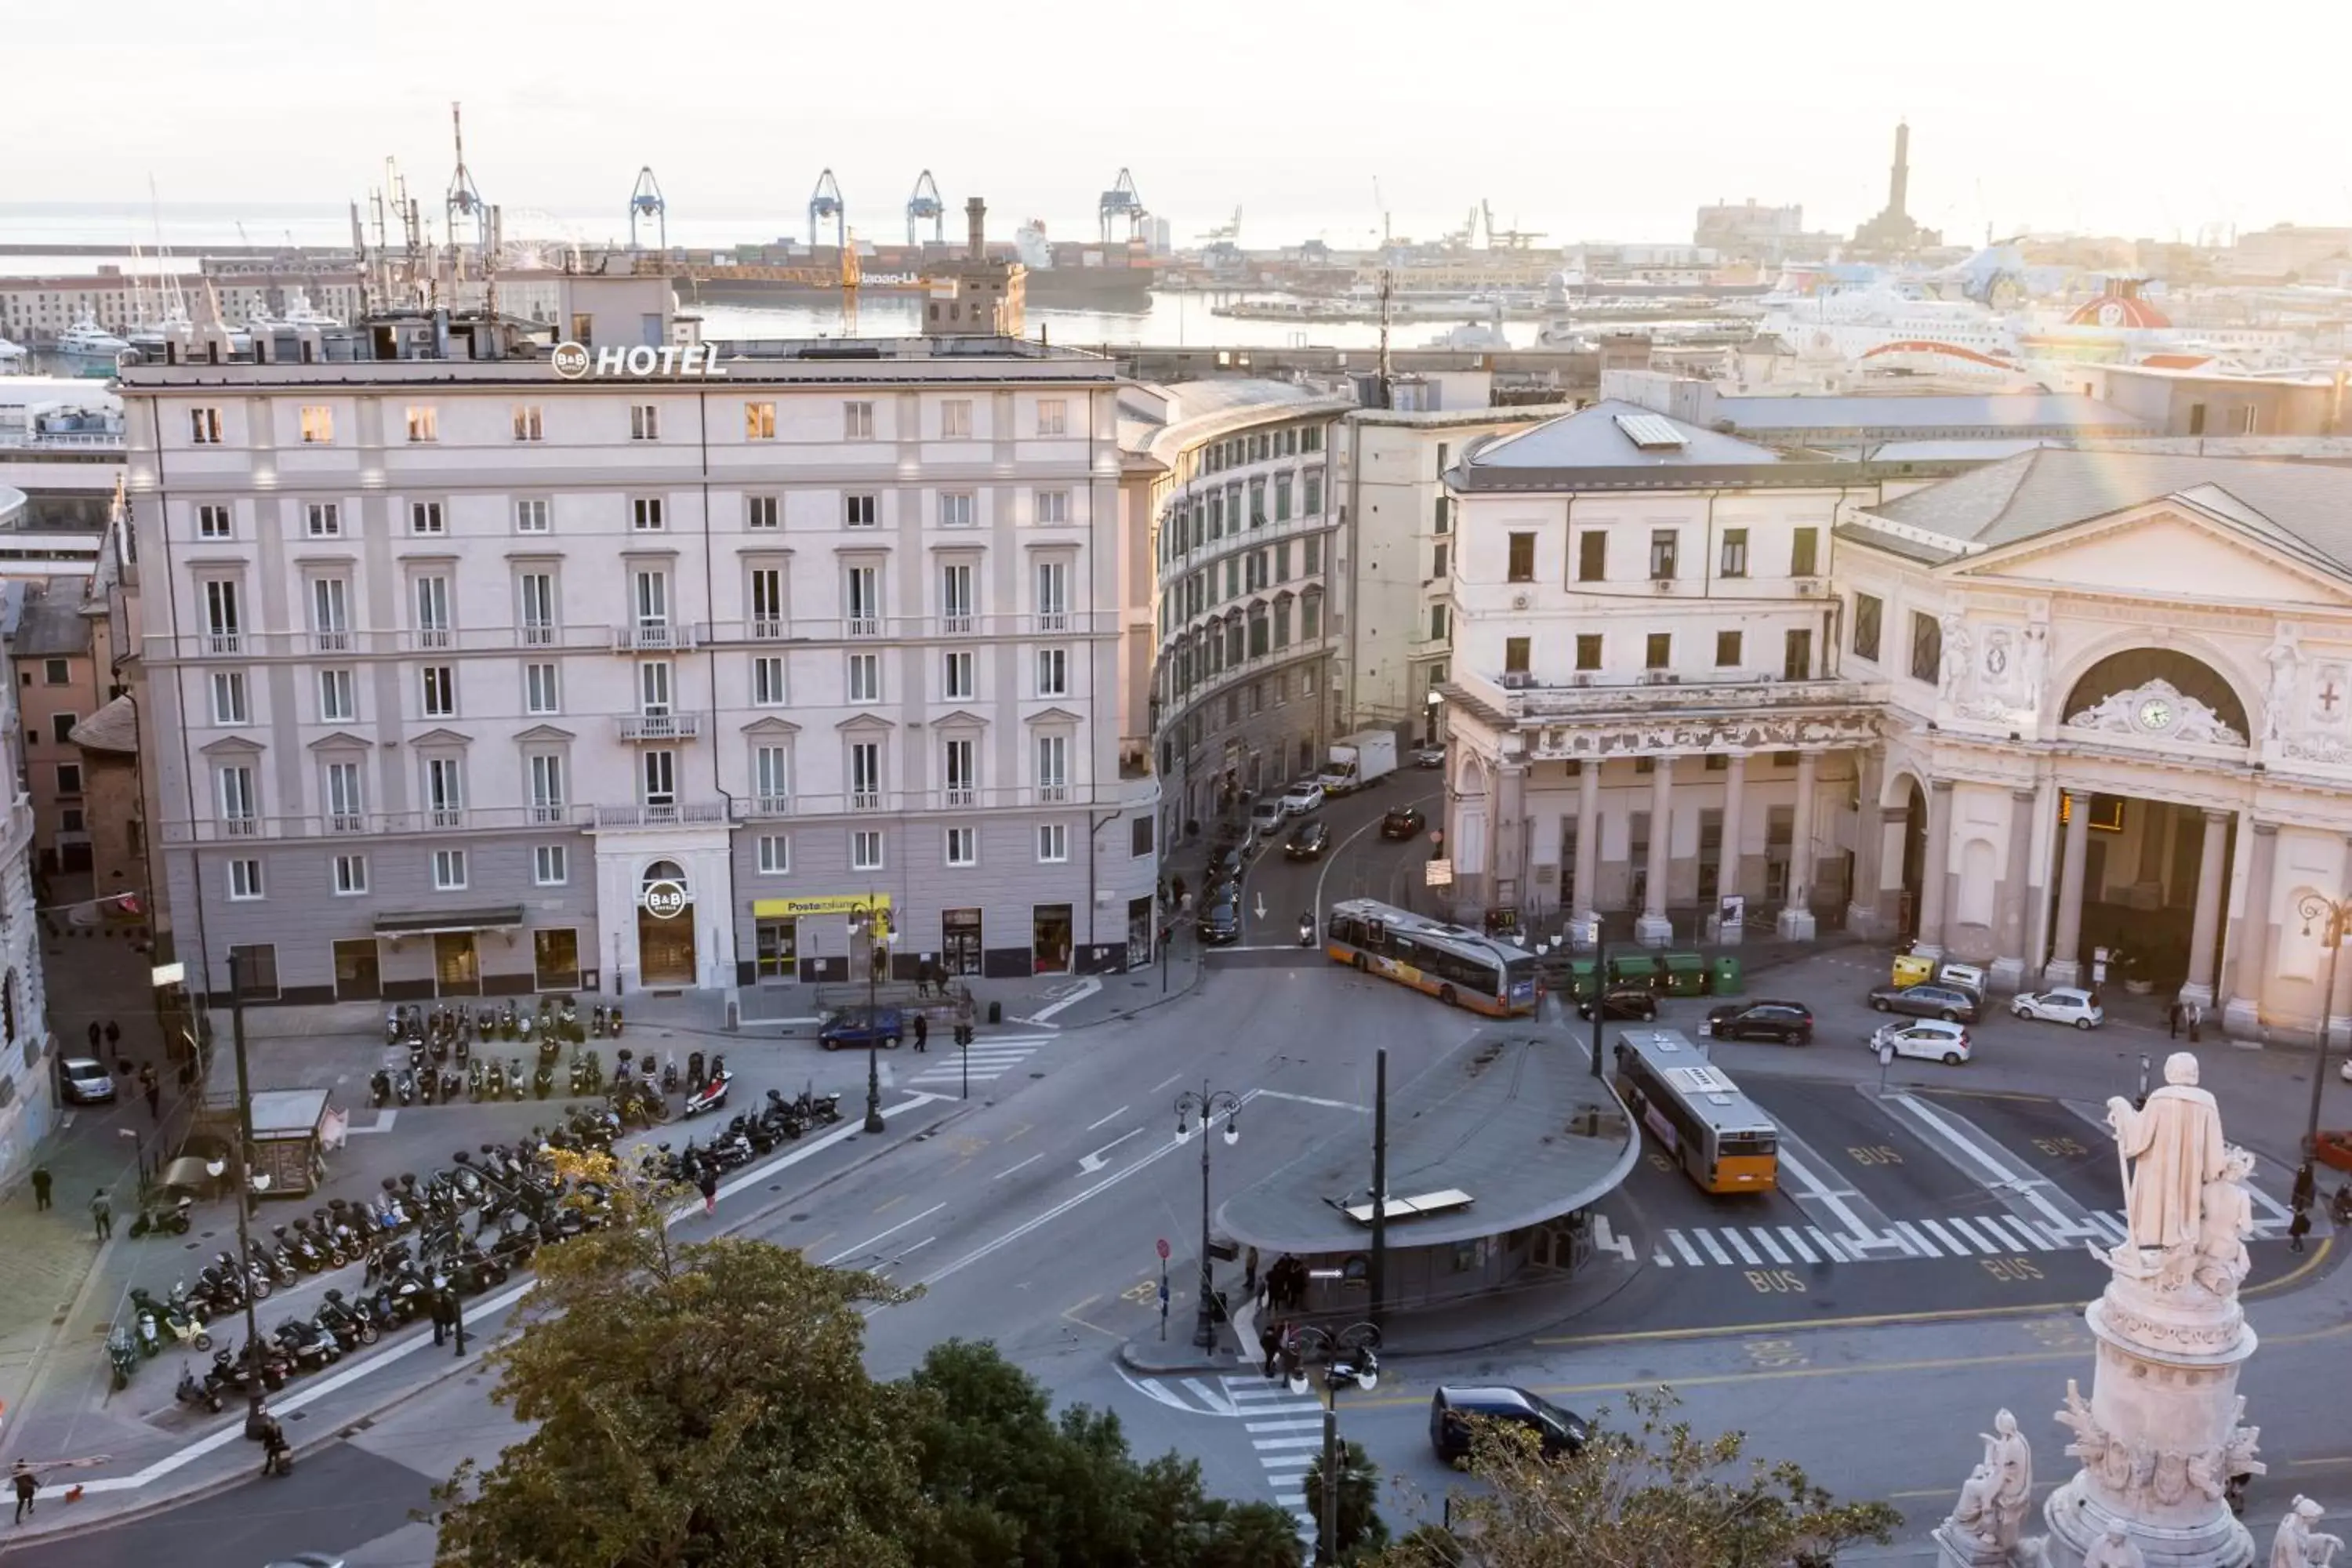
[1441,409,2352,1045]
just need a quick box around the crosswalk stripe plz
[1808,1227,1848,1262]
[2086,1212,2128,1245]
[2002,1216,2060,1252]
[1890,1221,1940,1258]
[1261,1450,1317,1468]
[1751,1229,1791,1265]
[1722,1229,1762,1265]
[1920,1218,1974,1254]
[1777,1226,1817,1263]
[1944,1217,2003,1254]
[1247,1417,1326,1432]
[1667,1230,1704,1266]
[1254,1436,1326,1451]
[1695,1230,1734,1265]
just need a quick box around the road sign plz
[1156,1236,1171,1260]
[1425,858,1454,887]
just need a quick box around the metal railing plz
[160,803,596,844]
[619,713,702,742]
[1458,670,1886,720]
[613,623,698,653]
[591,801,730,829]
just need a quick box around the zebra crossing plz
[1223,1373,1330,1535]
[903,1034,1050,1089]
[1650,1201,2296,1269]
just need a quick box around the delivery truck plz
[1318,731,1399,796]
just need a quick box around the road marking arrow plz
[1253,893,1268,920]
[1077,1126,1144,1174]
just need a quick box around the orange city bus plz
[1322,898,1540,1017]
[1610,1029,1779,1194]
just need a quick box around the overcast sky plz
[10,0,2349,249]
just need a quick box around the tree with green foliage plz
[1374,1387,1900,1568]
[1301,1438,1388,1563]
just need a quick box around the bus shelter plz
[1217,1025,1638,1313]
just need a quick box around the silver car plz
[59,1056,116,1104]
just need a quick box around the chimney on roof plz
[967,198,987,262]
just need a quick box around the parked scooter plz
[175,1360,223,1413]
[682,1062,732,1119]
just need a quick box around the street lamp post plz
[849,899,890,1135]
[1284,1321,1383,1566]
[2294,891,2350,1163]
[223,949,269,1431]
[1174,1083,1240,1350]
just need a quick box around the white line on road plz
[1722,1229,1762,1265]
[1777,1226,1817,1263]
[1087,1105,1131,1132]
[1077,1127,1144,1174]
[1254,1435,1327,1450]
[1885,1091,2084,1230]
[1751,1228,1790,1265]
[1668,1231,1704,1266]
[1181,1377,1234,1415]
[1247,1417,1327,1432]
[1255,1089,1370,1112]
[1151,1072,1182,1092]
[344,1110,397,1135]
[1773,1141,1885,1244]
[993,1152,1047,1180]
[1024,976,1102,1024]
[822,1203,948,1265]
[1695,1230,1734,1265]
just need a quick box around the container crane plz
[809,169,845,251]
[1483,201,1546,250]
[629,167,667,252]
[906,171,944,246]
[840,228,862,336]
[1098,168,1146,245]
[445,101,490,265]
[1197,207,1242,244]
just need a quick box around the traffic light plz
[955,1022,974,1048]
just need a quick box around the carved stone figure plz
[1982,1409,2034,1548]
[2273,1496,2345,1568]
[2067,678,2248,748]
[2224,1417,2267,1484]
[2020,622,2049,713]
[2105,1052,2229,1251]
[2194,1145,2259,1295]
[2266,628,2302,742]
[1940,612,1973,700]
[1948,1463,2001,1547]
[2084,1525,2147,1568]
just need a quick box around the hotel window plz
[514,499,550,534]
[227,858,263,901]
[308,577,347,650]
[332,855,367,896]
[1646,632,1672,670]
[845,565,880,633]
[1784,627,1813,680]
[201,579,242,651]
[1428,604,1448,642]
[413,574,452,648]
[1648,529,1679,581]
[844,493,878,528]
[425,757,465,826]
[1791,527,1820,576]
[1432,542,1448,579]
[1719,528,1749,578]
[1576,633,1602,671]
[529,757,568,823]
[517,572,556,644]
[1036,822,1069,863]
[1034,560,1069,630]
[940,562,973,632]
[1303,534,1321,574]
[641,749,677,808]
[938,491,976,528]
[638,660,673,716]
[1910,612,1942,684]
[1035,488,1070,525]
[409,500,444,535]
[1504,637,1530,675]
[946,826,976,867]
[325,760,365,830]
[319,668,355,722]
[197,504,232,540]
[633,569,670,633]
[752,654,787,706]
[744,401,776,440]
[748,567,785,637]
[1715,630,1743,666]
[1275,473,1294,521]
[1852,593,1883,661]
[746,494,779,530]
[210,670,249,725]
[524,662,561,715]
[757,833,790,875]
[1249,478,1266,524]
[630,403,661,441]
[405,406,437,443]
[848,652,881,704]
[512,405,543,441]
[850,740,883,808]
[1035,733,1069,801]
[533,845,568,887]
[299,405,333,444]
[1301,425,1322,452]
[1303,470,1323,514]
[1036,397,1068,436]
[305,502,341,538]
[433,848,469,891]
[1507,532,1537,583]
[218,764,258,830]
[190,407,223,445]
[939,399,972,438]
[1577,531,1607,582]
[421,665,456,717]
[844,400,875,441]
[1036,646,1069,697]
[851,829,885,871]
[944,648,975,699]
[943,737,977,805]
[753,745,790,810]
[631,496,665,532]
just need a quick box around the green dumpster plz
[1608,953,1663,988]
[1711,955,1744,996]
[1661,952,1708,997]
[1565,958,1599,1003]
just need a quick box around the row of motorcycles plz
[641,1083,844,1185]
[384,997,622,1051]
[372,1039,652,1109]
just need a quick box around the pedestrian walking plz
[85,1021,100,1052]
[913,1012,928,1053]
[2288,1210,2312,1254]
[1243,1244,1260,1300]
[698,1169,719,1217]
[2166,1002,2182,1040]
[1258,1316,1283,1380]
[89,1189,111,1241]
[2187,1002,2204,1044]
[103,1020,121,1052]
[430,1288,455,1347]
[2293,1161,2318,1214]
[259,1415,290,1477]
[11,1462,35,1524]
[140,1065,160,1122]
[29,1165,51,1211]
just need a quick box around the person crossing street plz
[913,1011,928,1053]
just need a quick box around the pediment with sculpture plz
[2065,678,2247,748]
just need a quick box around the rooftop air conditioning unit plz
[1570,673,1595,688]
[1652,577,1676,593]
[1644,670,1673,686]
[1795,578,1824,597]
[1501,671,1534,689]
[1511,592,1533,610]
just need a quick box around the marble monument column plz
[2047,789,2093,989]
[1637,756,1674,947]
[1778,750,1820,941]
[1568,763,1600,948]
[2177,810,2232,1010]
[1916,779,1956,961]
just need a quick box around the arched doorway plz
[637,859,696,988]
[1897,779,1927,943]
[2060,648,2250,741]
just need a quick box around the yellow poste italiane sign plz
[750,892,893,921]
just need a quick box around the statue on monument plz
[1982,1409,2034,1549]
[1946,1463,2002,1552]
[2104,1052,2228,1253]
[2194,1145,2259,1295]
[2084,1524,2148,1568]
[1940,612,1974,701]
[2271,1497,2344,1568]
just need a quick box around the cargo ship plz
[1012,221,1155,312]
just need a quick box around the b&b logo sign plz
[643,879,690,920]
[552,340,727,380]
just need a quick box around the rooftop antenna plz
[1376,267,1395,409]
[629,167,667,252]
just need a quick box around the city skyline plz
[9,0,2347,251]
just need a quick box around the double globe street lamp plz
[1282,1321,1383,1565]
[847,902,891,1134]
[2293,891,2352,1169]
[1174,1083,1240,1350]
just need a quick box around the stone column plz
[1493,761,1526,916]
[1637,756,1674,947]
[2176,809,2232,1009]
[1991,788,2038,992]
[1777,751,1820,940]
[2222,822,2276,1040]
[1569,763,1601,947]
[1713,753,1749,946]
[2045,788,2093,987]
[1915,779,1956,960]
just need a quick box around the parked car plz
[1280,779,1326,815]
[1196,891,1243,946]
[1283,821,1333,861]
[1870,1018,1972,1065]
[1576,985,1659,1023]
[2012,988,2104,1029]
[1867,982,1981,1023]
[1249,797,1287,838]
[818,1006,904,1051]
[1380,806,1426,840]
[1703,1000,1816,1045]
[1411,745,1446,769]
[58,1056,115,1105]
[1429,1385,1587,1465]
[1208,844,1248,888]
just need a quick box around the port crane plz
[1197,207,1242,244]
[1098,168,1147,245]
[445,101,491,264]
[906,171,944,246]
[1483,200,1545,250]
[840,228,862,336]
[809,169,845,251]
[629,167,667,252]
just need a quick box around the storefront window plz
[755,918,797,980]
[534,929,581,991]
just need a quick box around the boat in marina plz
[248,291,344,331]
[0,336,27,372]
[53,314,131,361]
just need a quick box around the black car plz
[1380,806,1426,840]
[1704,1000,1815,1044]
[1196,893,1243,946]
[1867,982,1981,1023]
[1208,844,1247,886]
[1575,985,1658,1022]
[1284,820,1333,861]
[1428,1385,1587,1465]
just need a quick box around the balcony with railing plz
[1155,500,1333,590]
[619,712,702,742]
[590,801,731,829]
[613,622,699,653]
[157,623,614,660]
[161,803,595,844]
[1447,668,1888,726]
[699,611,1118,647]
[945,785,976,808]
[728,785,1101,820]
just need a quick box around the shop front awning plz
[373,906,525,936]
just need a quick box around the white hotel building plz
[118,276,1158,1006]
